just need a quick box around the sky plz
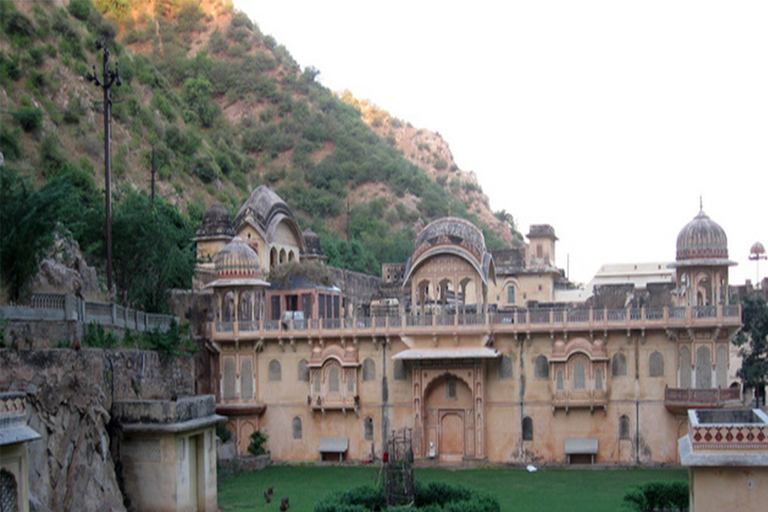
[235,0,768,286]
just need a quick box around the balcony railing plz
[552,389,608,412]
[664,387,742,412]
[208,304,741,339]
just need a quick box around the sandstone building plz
[196,187,742,465]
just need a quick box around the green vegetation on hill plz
[0,0,513,303]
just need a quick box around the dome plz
[414,217,486,258]
[675,208,729,262]
[197,204,234,239]
[750,241,765,257]
[213,236,263,281]
[403,217,495,286]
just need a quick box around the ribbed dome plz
[214,236,261,279]
[197,204,234,238]
[751,241,766,257]
[676,208,728,261]
[414,217,486,257]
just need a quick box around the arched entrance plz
[424,373,473,463]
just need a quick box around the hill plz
[0,0,518,294]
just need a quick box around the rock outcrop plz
[30,232,102,301]
[0,349,196,512]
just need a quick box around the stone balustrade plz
[208,304,741,340]
[1,293,177,333]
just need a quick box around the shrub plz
[314,482,499,512]
[84,323,120,348]
[247,429,268,456]
[0,124,22,161]
[215,422,232,443]
[623,481,689,511]
[13,106,43,133]
[67,0,92,21]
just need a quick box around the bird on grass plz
[279,496,290,511]
[263,490,271,504]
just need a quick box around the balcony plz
[664,387,742,414]
[552,389,608,413]
[206,305,741,342]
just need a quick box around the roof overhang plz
[392,347,500,360]
[205,278,270,289]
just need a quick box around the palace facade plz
[195,187,742,465]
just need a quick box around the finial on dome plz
[699,195,703,212]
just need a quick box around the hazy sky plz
[235,0,767,286]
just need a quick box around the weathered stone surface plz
[0,349,196,512]
[30,232,101,301]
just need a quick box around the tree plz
[111,190,195,313]
[734,294,768,405]
[0,168,68,302]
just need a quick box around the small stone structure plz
[679,408,768,512]
[112,395,225,512]
[0,392,40,512]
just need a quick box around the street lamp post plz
[86,41,121,302]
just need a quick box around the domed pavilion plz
[207,236,270,330]
[671,204,736,307]
[403,217,496,316]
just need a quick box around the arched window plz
[522,416,533,441]
[346,369,355,393]
[298,359,309,382]
[328,364,340,393]
[362,358,376,381]
[716,345,728,388]
[292,417,302,439]
[0,469,19,512]
[612,353,627,377]
[534,355,549,379]
[696,346,712,388]
[619,415,630,440]
[364,417,374,441]
[649,351,664,377]
[241,358,254,400]
[680,347,692,388]
[499,355,513,380]
[223,357,236,400]
[507,285,516,304]
[268,359,281,381]
[573,360,586,390]
[446,376,457,400]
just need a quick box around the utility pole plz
[151,147,156,207]
[86,41,121,302]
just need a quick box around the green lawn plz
[218,465,688,512]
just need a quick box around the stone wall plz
[329,267,382,316]
[0,349,195,512]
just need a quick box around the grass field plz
[218,465,688,512]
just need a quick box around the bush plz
[247,429,268,456]
[623,481,689,511]
[314,482,499,512]
[13,105,43,133]
[215,422,232,443]
[83,323,120,348]
[67,0,92,20]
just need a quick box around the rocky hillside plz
[341,93,515,246]
[0,0,516,276]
